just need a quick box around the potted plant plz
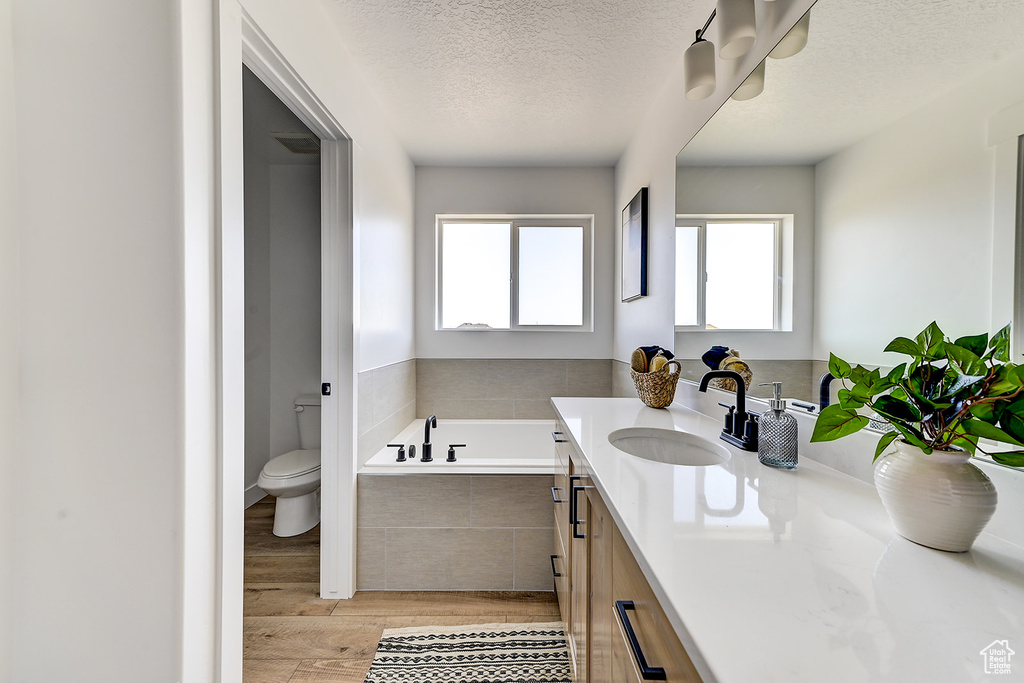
[810,322,1024,552]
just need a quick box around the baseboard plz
[245,483,268,508]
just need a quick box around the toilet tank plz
[294,394,321,450]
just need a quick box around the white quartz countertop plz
[551,396,1024,683]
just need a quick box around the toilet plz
[257,394,321,537]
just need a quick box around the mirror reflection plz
[674,0,1024,405]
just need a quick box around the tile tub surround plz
[358,360,417,467]
[357,474,554,591]
[416,358,611,420]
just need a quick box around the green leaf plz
[954,333,989,357]
[988,323,1011,362]
[873,431,899,462]
[886,363,907,384]
[873,395,922,423]
[889,422,930,452]
[946,344,986,377]
[963,419,1024,446]
[810,405,870,442]
[884,337,923,358]
[828,353,852,379]
[941,373,987,399]
[849,365,869,384]
[992,451,1024,467]
[970,401,1003,424]
[915,321,947,360]
[837,388,865,410]
[999,399,1024,443]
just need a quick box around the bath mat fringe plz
[363,622,572,683]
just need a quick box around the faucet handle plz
[386,444,406,462]
[717,402,736,433]
[447,444,466,462]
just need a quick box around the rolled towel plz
[709,355,753,392]
[701,345,731,370]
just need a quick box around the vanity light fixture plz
[731,59,766,101]
[769,9,810,59]
[716,0,757,59]
[684,12,718,101]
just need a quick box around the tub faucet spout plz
[422,415,437,462]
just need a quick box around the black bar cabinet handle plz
[572,484,590,539]
[551,486,566,503]
[568,475,581,526]
[615,600,667,680]
[550,554,562,578]
[552,431,568,443]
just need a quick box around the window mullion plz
[697,220,707,329]
[510,221,519,330]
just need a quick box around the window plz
[676,218,783,330]
[437,216,591,331]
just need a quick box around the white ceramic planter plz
[873,441,997,552]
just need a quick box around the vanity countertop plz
[551,396,1024,683]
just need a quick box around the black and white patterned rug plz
[363,622,572,683]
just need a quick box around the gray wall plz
[243,68,322,502]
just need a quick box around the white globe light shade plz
[731,60,765,101]
[684,39,717,101]
[770,11,810,59]
[716,0,757,60]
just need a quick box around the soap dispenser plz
[757,382,798,469]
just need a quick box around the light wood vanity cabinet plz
[553,421,703,683]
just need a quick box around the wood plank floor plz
[244,496,560,682]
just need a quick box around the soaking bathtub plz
[360,418,557,474]
[357,418,558,590]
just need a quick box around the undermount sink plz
[608,427,730,466]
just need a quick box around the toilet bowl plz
[258,394,322,537]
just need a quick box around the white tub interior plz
[361,419,556,474]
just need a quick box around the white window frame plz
[435,214,594,332]
[675,215,788,332]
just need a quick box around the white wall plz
[414,166,615,359]
[9,1,183,680]
[5,0,416,679]
[614,0,817,364]
[813,51,1024,366]
[675,165,815,359]
[0,0,16,677]
[237,0,416,375]
[243,70,322,499]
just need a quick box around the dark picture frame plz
[621,187,649,302]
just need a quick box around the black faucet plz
[422,415,437,462]
[698,370,758,451]
[819,372,836,410]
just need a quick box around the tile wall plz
[416,359,612,420]
[356,474,554,591]
[357,360,417,468]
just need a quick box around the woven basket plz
[630,360,682,409]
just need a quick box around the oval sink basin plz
[608,427,730,466]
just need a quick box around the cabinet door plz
[587,488,613,683]
[611,526,703,683]
[569,474,590,682]
[553,524,569,626]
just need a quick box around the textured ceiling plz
[679,0,1024,165]
[319,0,705,165]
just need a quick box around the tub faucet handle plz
[386,444,406,462]
[447,444,466,462]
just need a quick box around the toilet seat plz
[262,449,320,479]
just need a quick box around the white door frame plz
[197,2,356,681]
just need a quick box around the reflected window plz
[676,218,782,330]
[438,217,591,331]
